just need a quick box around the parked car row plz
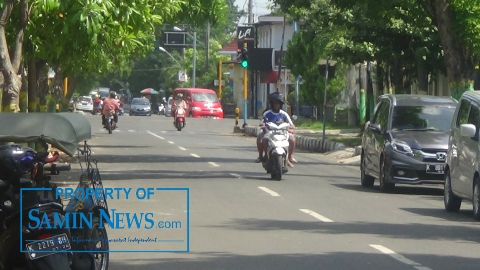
[361,92,480,220]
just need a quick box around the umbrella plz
[140,88,159,95]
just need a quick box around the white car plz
[76,96,93,112]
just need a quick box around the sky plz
[235,0,272,25]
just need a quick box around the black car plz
[361,94,457,192]
[129,98,152,116]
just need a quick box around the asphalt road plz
[64,112,480,269]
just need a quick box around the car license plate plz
[426,164,444,174]
[25,233,71,260]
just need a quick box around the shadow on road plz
[400,207,476,223]
[108,251,478,270]
[93,145,151,148]
[204,218,480,243]
[332,183,443,196]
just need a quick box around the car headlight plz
[391,140,413,155]
[145,107,150,110]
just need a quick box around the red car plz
[171,88,223,118]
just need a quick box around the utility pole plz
[206,22,210,70]
[248,0,253,23]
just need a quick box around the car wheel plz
[379,156,395,193]
[444,170,461,212]
[473,179,480,220]
[361,152,375,187]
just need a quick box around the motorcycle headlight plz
[391,140,413,156]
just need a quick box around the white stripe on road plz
[229,173,241,178]
[208,162,220,167]
[190,153,200,158]
[258,187,280,197]
[147,131,164,140]
[299,209,334,222]
[161,131,166,133]
[369,245,432,270]
[128,130,135,132]
[168,141,174,144]
[179,147,187,151]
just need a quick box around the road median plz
[242,126,348,153]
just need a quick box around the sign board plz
[163,32,188,47]
[178,71,188,82]
[249,48,274,71]
[214,80,226,86]
[237,26,255,50]
[279,70,293,85]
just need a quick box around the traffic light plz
[240,47,248,68]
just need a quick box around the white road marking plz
[258,187,280,197]
[190,153,200,158]
[179,147,187,151]
[161,131,166,133]
[114,129,120,132]
[168,141,174,144]
[369,245,432,270]
[147,131,164,140]
[208,162,220,167]
[299,209,334,222]
[128,130,135,132]
[229,173,242,178]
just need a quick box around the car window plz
[467,105,480,139]
[371,101,385,123]
[391,105,456,132]
[132,99,149,105]
[371,101,389,131]
[192,93,219,102]
[456,99,470,127]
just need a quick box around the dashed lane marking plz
[128,130,135,132]
[208,162,220,167]
[299,209,334,222]
[168,141,174,144]
[147,131,165,140]
[258,187,280,197]
[179,147,187,151]
[369,245,432,270]
[190,153,200,158]
[229,173,242,178]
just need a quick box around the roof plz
[378,94,458,106]
[217,39,238,55]
[174,88,216,92]
[461,90,480,101]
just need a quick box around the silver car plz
[129,98,152,116]
[75,96,93,112]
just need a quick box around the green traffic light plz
[241,60,248,68]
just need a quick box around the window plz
[192,93,219,102]
[391,105,456,132]
[467,105,480,139]
[132,98,149,105]
[456,99,470,127]
[371,101,385,123]
[372,101,389,131]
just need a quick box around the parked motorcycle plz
[262,122,291,180]
[0,145,72,270]
[104,112,117,134]
[174,108,186,131]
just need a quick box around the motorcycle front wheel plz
[86,220,109,270]
[270,154,283,181]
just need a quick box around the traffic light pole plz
[243,43,248,126]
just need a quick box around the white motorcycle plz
[262,121,291,180]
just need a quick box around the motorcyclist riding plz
[93,95,102,109]
[173,93,188,125]
[102,91,120,127]
[256,92,296,167]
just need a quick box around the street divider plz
[243,126,346,153]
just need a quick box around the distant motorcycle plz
[92,106,102,115]
[262,122,291,180]
[104,112,117,134]
[174,108,186,131]
[158,104,165,115]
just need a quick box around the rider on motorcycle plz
[93,95,102,110]
[102,91,120,127]
[172,93,188,125]
[256,92,296,167]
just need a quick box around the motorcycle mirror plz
[292,115,298,120]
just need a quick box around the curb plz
[243,126,346,153]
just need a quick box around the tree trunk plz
[19,62,27,111]
[27,57,38,112]
[377,62,384,95]
[61,76,77,112]
[428,0,476,99]
[0,0,28,112]
[35,61,48,112]
[417,57,429,92]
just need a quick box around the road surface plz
[63,113,480,269]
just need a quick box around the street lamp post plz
[158,47,182,66]
[173,26,196,88]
